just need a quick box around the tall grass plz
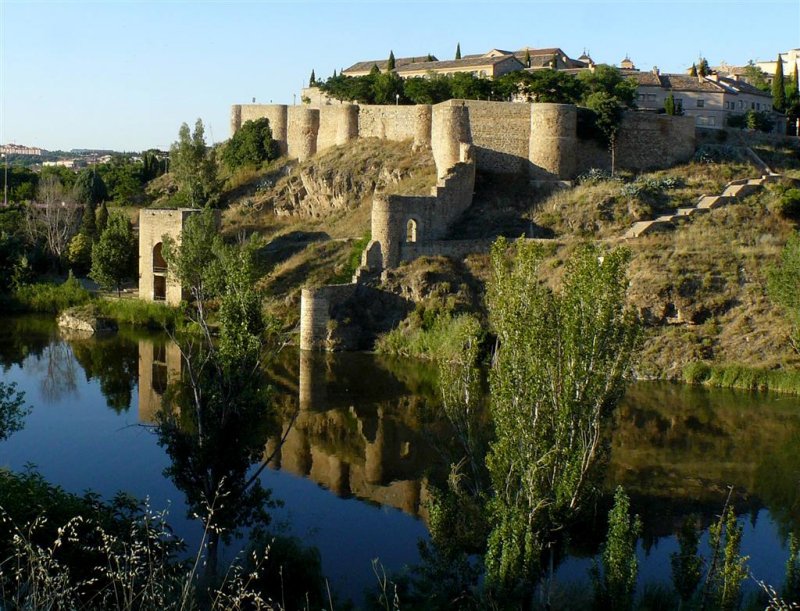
[683,361,800,395]
[377,312,483,362]
[95,298,182,331]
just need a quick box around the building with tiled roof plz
[342,55,439,77]
[395,54,524,79]
[626,68,774,129]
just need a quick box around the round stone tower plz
[529,103,577,180]
[431,102,471,179]
[287,107,320,162]
[336,104,359,146]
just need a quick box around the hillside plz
[200,134,800,380]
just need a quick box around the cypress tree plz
[387,50,396,71]
[790,62,799,102]
[524,48,531,67]
[332,69,337,78]
[80,202,97,241]
[773,55,786,112]
[689,63,698,77]
[698,58,709,77]
[309,69,316,87]
[664,93,676,116]
[96,201,109,234]
[455,42,461,60]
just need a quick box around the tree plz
[585,91,625,174]
[592,487,641,611]
[67,232,93,274]
[768,232,800,352]
[96,201,109,234]
[222,117,279,169]
[697,58,710,77]
[0,382,27,442]
[90,212,136,296]
[742,60,771,92]
[689,63,698,77]
[25,174,80,265]
[169,119,220,208]
[309,69,316,87]
[79,202,97,241]
[387,50,396,71]
[704,506,748,611]
[524,48,531,68]
[455,43,461,60]
[774,55,787,113]
[72,169,108,206]
[664,92,677,115]
[484,239,640,588]
[161,208,223,309]
[671,516,702,607]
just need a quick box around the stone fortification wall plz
[358,105,432,148]
[461,100,532,174]
[299,284,358,350]
[368,147,476,270]
[399,238,495,263]
[616,112,696,171]
[317,105,359,152]
[231,102,696,180]
[576,112,696,174]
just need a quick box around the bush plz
[682,361,711,384]
[11,273,91,313]
[377,312,483,362]
[777,188,800,220]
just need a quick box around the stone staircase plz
[624,173,780,240]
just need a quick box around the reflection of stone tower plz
[137,339,182,423]
[138,209,219,306]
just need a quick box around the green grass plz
[376,312,483,362]
[683,361,800,394]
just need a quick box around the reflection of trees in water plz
[0,316,58,370]
[69,335,139,412]
[31,341,78,402]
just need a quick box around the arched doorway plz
[153,243,167,272]
[406,218,417,243]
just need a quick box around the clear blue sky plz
[2,0,798,152]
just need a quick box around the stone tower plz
[138,208,216,305]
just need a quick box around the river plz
[1,314,799,605]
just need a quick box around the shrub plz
[683,361,711,384]
[11,273,91,313]
[777,188,800,220]
[95,298,183,330]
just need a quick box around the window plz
[739,100,744,110]
[406,219,417,243]
[696,99,705,108]
[646,93,656,102]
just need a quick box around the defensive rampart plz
[232,100,695,179]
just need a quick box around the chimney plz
[708,73,719,82]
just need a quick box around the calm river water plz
[1,314,799,603]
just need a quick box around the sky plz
[2,0,799,152]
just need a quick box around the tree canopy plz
[222,118,280,169]
[89,212,136,296]
[169,119,220,208]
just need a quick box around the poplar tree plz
[455,42,461,60]
[773,55,786,112]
